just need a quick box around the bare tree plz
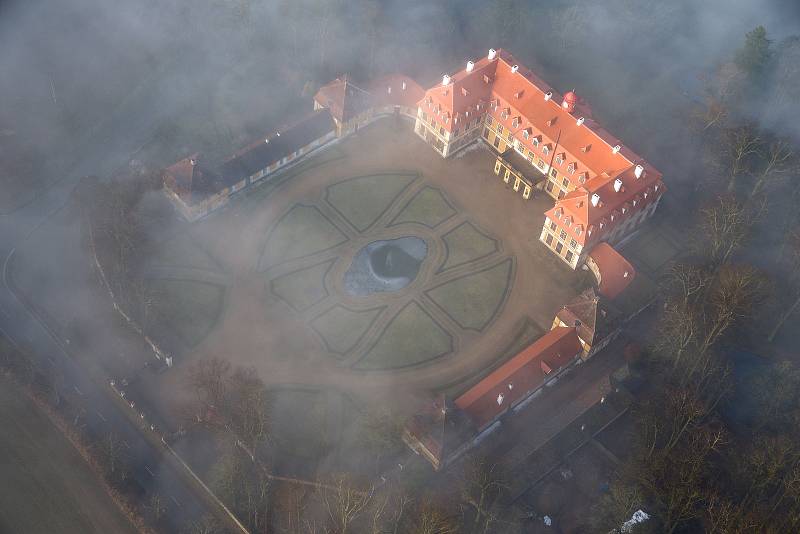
[722,124,761,193]
[695,196,752,268]
[322,474,373,534]
[459,457,507,531]
[412,502,458,534]
[750,137,797,198]
[226,366,272,454]
[187,357,231,410]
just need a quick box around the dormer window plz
[581,144,591,153]
[483,74,492,84]
[575,225,583,236]
[461,87,469,97]
[567,162,576,174]
[514,90,524,99]
[643,191,649,199]
[490,99,498,110]
[555,153,564,165]
[546,117,556,127]
[501,108,510,120]
[512,117,520,128]
[543,145,550,155]
[532,136,540,147]
[622,206,627,214]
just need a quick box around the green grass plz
[389,186,456,228]
[270,259,333,312]
[356,301,452,370]
[310,305,383,355]
[325,173,416,231]
[261,205,348,269]
[439,221,499,272]
[150,279,225,348]
[427,258,513,331]
[149,234,220,271]
[0,377,137,534]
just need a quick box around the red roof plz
[368,74,425,109]
[419,49,665,246]
[454,327,582,429]
[588,243,636,299]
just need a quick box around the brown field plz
[0,375,136,534]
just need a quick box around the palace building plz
[414,48,666,269]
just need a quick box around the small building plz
[314,74,424,137]
[402,395,476,470]
[585,242,636,300]
[162,111,336,221]
[552,288,621,360]
[454,327,583,431]
[492,149,544,200]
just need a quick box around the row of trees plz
[587,26,800,533]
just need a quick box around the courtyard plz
[142,119,585,414]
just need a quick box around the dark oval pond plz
[344,237,427,296]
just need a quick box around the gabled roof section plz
[403,395,475,469]
[314,75,372,123]
[163,153,226,205]
[455,327,582,429]
[368,74,425,109]
[588,242,636,300]
[556,288,620,345]
[220,110,335,182]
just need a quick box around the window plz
[453,128,459,137]
[558,189,566,199]
[562,177,569,188]
[528,150,535,160]
[556,242,564,254]
[560,229,567,240]
[532,137,540,147]
[566,250,574,263]
[549,168,558,178]
[485,115,493,125]
[570,238,577,249]
[497,124,504,134]
[422,111,428,121]
[506,132,513,142]
[567,162,576,173]
[493,136,501,149]
[522,129,529,139]
[439,126,445,136]
[483,127,489,138]
[546,180,554,192]
[550,220,557,231]
[537,158,545,169]
[546,233,553,245]
[512,117,519,128]
[543,145,550,155]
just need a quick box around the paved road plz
[0,70,224,532]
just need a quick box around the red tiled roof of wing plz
[454,327,582,429]
[588,242,636,299]
[545,165,666,245]
[369,74,425,109]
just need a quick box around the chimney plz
[634,164,644,178]
[496,393,504,405]
[614,178,623,192]
[576,117,585,126]
[591,193,600,207]
[544,91,553,101]
[387,86,392,94]
[466,60,475,72]
[442,74,451,86]
[511,64,519,74]
[401,81,407,90]
[189,157,197,166]
[612,144,621,154]
[488,48,497,60]
[624,271,630,278]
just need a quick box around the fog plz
[2,0,800,531]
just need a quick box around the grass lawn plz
[260,204,348,269]
[426,258,512,331]
[310,304,384,355]
[270,259,333,312]
[439,221,499,272]
[356,301,452,370]
[325,173,416,231]
[148,234,221,272]
[0,377,136,534]
[150,279,225,348]
[389,186,456,228]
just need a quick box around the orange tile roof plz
[368,74,425,109]
[588,242,636,299]
[454,327,582,429]
[420,49,665,243]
